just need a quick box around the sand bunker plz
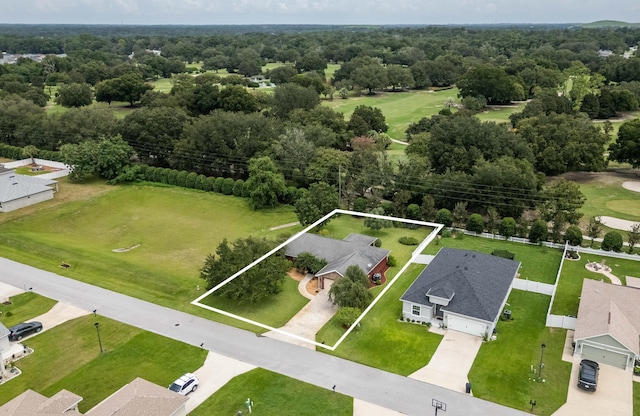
[599,216,637,232]
[622,181,640,193]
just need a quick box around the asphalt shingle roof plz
[285,233,390,276]
[400,248,520,322]
[0,170,57,203]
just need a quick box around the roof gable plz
[400,248,519,321]
[0,172,57,203]
[575,279,640,355]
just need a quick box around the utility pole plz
[338,164,342,207]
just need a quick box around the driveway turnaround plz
[185,351,256,413]
[353,399,405,416]
[0,257,529,416]
[409,330,482,394]
[552,356,632,416]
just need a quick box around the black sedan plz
[8,321,43,341]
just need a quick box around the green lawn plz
[12,166,50,176]
[475,103,527,123]
[634,382,640,416]
[317,263,443,375]
[552,255,640,315]
[422,234,563,284]
[199,275,309,329]
[0,184,298,322]
[0,292,57,327]
[551,257,611,316]
[469,290,571,415]
[0,315,207,413]
[150,77,173,93]
[191,368,352,416]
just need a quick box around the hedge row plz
[0,144,61,162]
[136,165,305,204]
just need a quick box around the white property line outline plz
[192,208,443,350]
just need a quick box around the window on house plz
[412,305,420,316]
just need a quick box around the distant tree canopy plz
[200,237,291,304]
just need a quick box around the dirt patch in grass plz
[306,277,318,295]
[287,269,306,281]
[560,168,640,185]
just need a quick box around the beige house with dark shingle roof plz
[574,279,640,370]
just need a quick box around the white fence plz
[571,245,640,261]
[546,314,577,329]
[512,279,555,296]
[450,228,565,249]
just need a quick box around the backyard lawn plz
[317,263,443,375]
[190,368,352,416]
[469,290,571,416]
[635,382,640,416]
[422,234,563,284]
[552,254,640,316]
[0,314,207,413]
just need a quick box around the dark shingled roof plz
[400,248,520,322]
[285,233,389,277]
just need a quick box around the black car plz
[577,359,599,391]
[8,321,43,341]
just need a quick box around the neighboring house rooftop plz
[401,248,520,322]
[0,322,9,339]
[0,389,82,415]
[0,169,57,204]
[575,279,640,355]
[285,233,389,276]
[85,377,188,416]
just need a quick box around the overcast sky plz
[2,0,639,25]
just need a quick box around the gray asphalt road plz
[0,256,528,416]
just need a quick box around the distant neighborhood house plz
[400,248,520,338]
[0,166,58,213]
[0,377,188,416]
[574,279,640,370]
[0,52,67,65]
[285,233,390,289]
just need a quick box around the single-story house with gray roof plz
[0,166,58,212]
[573,279,640,370]
[0,322,10,374]
[400,248,520,337]
[285,233,390,289]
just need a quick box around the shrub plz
[466,213,484,234]
[335,307,362,327]
[233,179,245,197]
[529,220,548,243]
[175,170,188,187]
[499,217,517,239]
[399,236,419,245]
[213,177,225,193]
[441,229,452,238]
[373,238,382,247]
[564,225,583,246]
[380,201,394,215]
[282,186,300,205]
[160,168,171,184]
[435,208,453,227]
[195,174,207,190]
[492,249,515,260]
[353,197,368,212]
[185,172,198,188]
[221,177,235,195]
[386,255,397,267]
[167,169,179,185]
[406,203,421,220]
[204,176,216,192]
[601,231,623,252]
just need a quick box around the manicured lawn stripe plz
[190,368,352,416]
[469,290,571,415]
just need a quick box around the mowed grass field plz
[0,183,299,324]
[323,88,461,140]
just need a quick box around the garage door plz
[446,315,487,337]
[581,344,629,369]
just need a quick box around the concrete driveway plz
[265,279,337,349]
[185,351,256,413]
[0,282,24,302]
[7,298,89,343]
[553,356,632,416]
[409,330,482,394]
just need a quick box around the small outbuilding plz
[400,248,520,337]
[574,279,640,370]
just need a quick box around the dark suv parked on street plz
[577,359,599,391]
[8,322,43,341]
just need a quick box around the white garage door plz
[581,344,629,369]
[446,315,487,337]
